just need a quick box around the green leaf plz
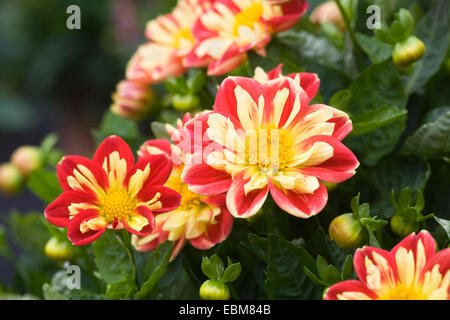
[220,263,242,284]
[0,225,11,258]
[303,267,327,286]
[8,211,50,253]
[347,118,406,166]
[92,111,142,149]
[405,0,449,94]
[434,216,450,240]
[390,9,415,43]
[27,169,62,204]
[351,105,407,136]
[347,60,406,116]
[360,217,388,231]
[147,257,198,299]
[369,156,430,218]
[329,89,352,112]
[316,255,329,281]
[187,69,207,93]
[150,121,171,141]
[92,232,137,299]
[265,234,320,299]
[401,110,450,159]
[135,241,173,300]
[42,283,68,300]
[201,254,225,282]
[341,255,353,280]
[355,33,392,64]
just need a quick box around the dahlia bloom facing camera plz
[185,0,308,75]
[44,136,181,245]
[182,66,359,219]
[126,0,213,84]
[132,138,233,259]
[324,231,450,300]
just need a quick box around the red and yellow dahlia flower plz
[126,0,212,84]
[44,136,181,245]
[182,66,359,218]
[324,230,450,300]
[185,0,308,75]
[132,137,233,259]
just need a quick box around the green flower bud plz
[11,146,43,177]
[199,280,230,300]
[173,93,200,112]
[0,163,24,195]
[44,237,74,261]
[329,213,364,249]
[390,213,419,237]
[393,36,426,69]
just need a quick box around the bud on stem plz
[199,280,230,300]
[329,213,364,249]
[0,163,25,195]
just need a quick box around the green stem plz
[335,0,364,70]
[228,283,240,300]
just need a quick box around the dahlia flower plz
[325,231,450,300]
[182,66,359,218]
[126,0,212,84]
[132,137,233,259]
[185,0,308,75]
[44,136,181,245]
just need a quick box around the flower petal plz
[57,155,108,196]
[123,206,156,236]
[226,172,269,218]
[268,179,327,218]
[44,190,97,227]
[137,184,181,213]
[391,230,437,287]
[298,135,359,183]
[354,246,398,294]
[190,194,233,250]
[324,280,377,300]
[182,163,232,195]
[67,209,107,246]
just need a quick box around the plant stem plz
[335,0,364,70]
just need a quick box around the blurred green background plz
[0,0,178,286]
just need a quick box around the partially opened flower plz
[126,0,212,84]
[132,137,233,259]
[324,230,450,300]
[185,0,308,75]
[44,136,181,245]
[182,67,358,218]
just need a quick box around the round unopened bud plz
[199,280,230,300]
[393,36,426,69]
[110,80,156,120]
[329,213,363,249]
[310,1,345,31]
[0,163,24,195]
[173,93,200,112]
[45,237,74,261]
[11,146,43,177]
[390,213,419,237]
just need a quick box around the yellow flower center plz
[98,188,138,222]
[379,284,426,300]
[233,2,264,36]
[172,28,195,49]
[245,126,294,175]
[166,166,205,209]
